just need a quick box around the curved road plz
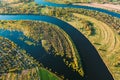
[0,15,114,80]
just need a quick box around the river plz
[0,0,118,80]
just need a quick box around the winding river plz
[1,0,119,80]
[35,0,120,18]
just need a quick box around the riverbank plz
[1,0,119,79]
[0,20,84,80]
[68,13,120,80]
[45,0,120,5]
[73,3,120,12]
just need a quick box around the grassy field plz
[66,13,120,80]
[38,68,61,80]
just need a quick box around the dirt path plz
[73,3,120,12]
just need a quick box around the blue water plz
[35,0,120,18]
[0,0,116,79]
[0,29,46,59]
[0,14,113,80]
[0,19,84,80]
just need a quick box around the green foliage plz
[0,20,84,78]
[0,37,40,73]
[38,68,61,80]
[0,36,61,80]
[40,7,120,35]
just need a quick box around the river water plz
[0,0,117,79]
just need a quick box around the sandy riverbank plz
[73,3,120,12]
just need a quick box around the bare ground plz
[73,3,120,12]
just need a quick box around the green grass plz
[38,68,61,80]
